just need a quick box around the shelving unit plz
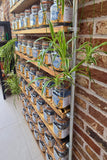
[11,0,78,159]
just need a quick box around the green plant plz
[28,22,107,93]
[0,38,17,75]
[4,73,21,96]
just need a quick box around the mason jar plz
[38,119,46,133]
[19,12,25,30]
[26,86,33,97]
[18,39,22,52]
[22,80,27,91]
[53,115,69,139]
[27,104,34,115]
[26,40,33,57]
[35,71,44,90]
[44,130,55,147]
[29,67,36,81]
[43,105,55,124]
[24,98,29,108]
[30,5,40,28]
[20,93,25,102]
[39,137,46,152]
[32,41,42,59]
[24,64,30,78]
[25,113,31,122]
[29,120,35,131]
[31,91,38,104]
[20,61,25,74]
[15,14,20,30]
[22,107,26,116]
[54,143,68,160]
[32,111,39,124]
[34,128,40,140]
[24,9,31,29]
[21,39,27,54]
[36,97,45,113]
[43,78,54,98]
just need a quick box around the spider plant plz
[0,38,17,75]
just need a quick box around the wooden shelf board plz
[13,26,73,34]
[10,0,38,13]
[20,86,68,150]
[15,51,59,77]
[17,70,70,119]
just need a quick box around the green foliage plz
[4,73,21,96]
[0,38,17,74]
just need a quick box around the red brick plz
[75,96,86,109]
[91,82,107,100]
[78,1,107,19]
[76,86,107,112]
[78,38,107,52]
[103,153,107,160]
[75,106,104,135]
[94,54,107,69]
[96,20,107,35]
[73,131,84,146]
[85,145,100,160]
[79,22,93,35]
[74,124,101,155]
[89,106,107,127]
[74,115,84,129]
[74,140,91,160]
[73,146,82,160]
[76,75,89,88]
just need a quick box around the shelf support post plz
[69,0,78,160]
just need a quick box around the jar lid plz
[31,5,40,9]
[25,9,31,13]
[20,12,25,16]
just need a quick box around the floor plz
[0,85,43,160]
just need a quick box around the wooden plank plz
[15,51,58,77]
[13,26,73,34]
[20,86,68,150]
[17,70,70,119]
[10,0,38,13]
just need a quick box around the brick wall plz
[73,0,107,160]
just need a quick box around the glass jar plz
[36,97,45,113]
[19,12,25,30]
[43,105,55,124]
[38,119,46,133]
[32,111,39,124]
[52,51,63,71]
[50,0,73,25]
[12,17,15,31]
[20,60,25,74]
[16,60,21,70]
[22,80,27,91]
[20,93,25,102]
[38,1,52,26]
[26,86,32,97]
[52,84,71,109]
[27,104,34,115]
[24,9,31,29]
[32,41,42,59]
[25,113,31,122]
[53,115,69,139]
[39,137,46,152]
[54,143,68,160]
[29,67,36,81]
[42,41,51,65]
[44,130,55,147]
[18,39,22,52]
[46,150,53,160]
[24,64,30,78]
[35,71,44,89]
[31,91,38,104]
[15,14,20,30]
[29,120,35,131]
[30,5,40,28]
[24,98,29,107]
[22,107,26,116]
[43,78,54,98]
[26,40,33,57]
[34,128,40,140]
[19,77,23,86]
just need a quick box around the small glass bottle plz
[19,12,25,30]
[18,39,22,52]
[24,9,31,29]
[32,41,42,59]
[30,5,40,28]
[21,40,27,54]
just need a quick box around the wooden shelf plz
[20,86,68,150]
[10,0,38,13]
[13,26,73,34]
[15,51,59,77]
[17,70,70,119]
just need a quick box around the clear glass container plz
[46,150,53,160]
[24,98,29,107]
[30,5,40,28]
[32,41,42,59]
[38,119,46,133]
[26,40,33,57]
[39,137,46,152]
[24,9,31,29]
[29,67,36,81]
[15,14,20,30]
[31,91,38,104]
[44,130,55,147]
[35,71,44,89]
[19,12,25,30]
[27,104,34,115]
[18,39,22,52]
[20,60,25,74]
[34,128,40,140]
[21,39,27,54]
[29,120,35,130]
[32,111,39,124]
[36,97,45,113]
[43,105,54,124]
[24,64,30,78]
